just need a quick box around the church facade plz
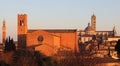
[17,14,78,56]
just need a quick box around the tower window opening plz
[20,20,24,26]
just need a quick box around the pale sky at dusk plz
[0,0,120,42]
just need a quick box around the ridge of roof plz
[28,29,77,33]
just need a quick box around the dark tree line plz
[0,61,10,66]
[2,36,58,66]
[115,39,120,58]
[11,50,58,66]
[4,36,16,51]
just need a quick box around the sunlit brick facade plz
[17,14,78,56]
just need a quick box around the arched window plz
[20,20,24,26]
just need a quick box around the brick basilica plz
[18,14,78,56]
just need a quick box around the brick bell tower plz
[18,14,28,49]
[2,20,6,46]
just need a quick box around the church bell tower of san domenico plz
[18,14,28,49]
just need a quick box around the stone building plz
[17,14,79,56]
[78,14,120,58]
[79,14,119,43]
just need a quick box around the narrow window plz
[20,20,24,26]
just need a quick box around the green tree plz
[11,49,38,66]
[115,39,120,57]
[107,47,110,56]
[92,35,96,41]
[4,36,16,51]
[34,51,58,66]
[97,35,103,50]
[0,61,10,66]
[11,50,58,66]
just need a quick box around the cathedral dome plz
[85,26,92,31]
[84,23,93,32]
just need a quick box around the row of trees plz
[4,36,16,51]
[115,39,120,58]
[1,36,59,66]
[11,50,58,66]
[0,49,58,66]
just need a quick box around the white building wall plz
[108,37,120,41]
